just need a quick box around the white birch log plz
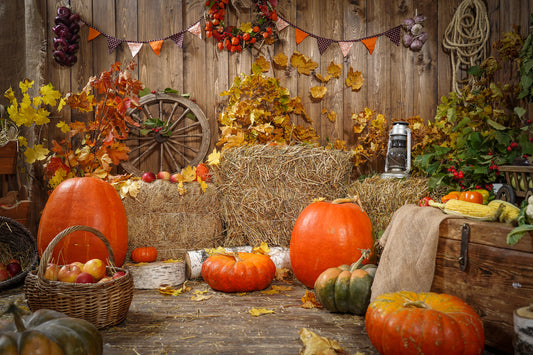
[125,260,185,289]
[514,305,533,354]
[185,246,291,280]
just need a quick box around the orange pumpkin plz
[131,247,158,263]
[37,177,128,266]
[290,198,374,288]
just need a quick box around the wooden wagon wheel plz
[121,93,211,176]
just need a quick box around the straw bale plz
[347,175,446,238]
[212,144,353,247]
[122,180,224,261]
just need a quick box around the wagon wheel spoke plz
[121,93,211,176]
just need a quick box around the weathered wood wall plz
[37,0,531,153]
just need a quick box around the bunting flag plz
[361,37,377,54]
[88,27,101,41]
[295,28,309,45]
[275,17,289,32]
[127,42,143,58]
[169,32,185,48]
[338,42,353,57]
[188,21,202,39]
[149,40,164,56]
[106,36,122,54]
[384,26,402,46]
[317,38,334,55]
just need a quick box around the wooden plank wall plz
[35,0,533,157]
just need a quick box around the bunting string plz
[80,14,403,58]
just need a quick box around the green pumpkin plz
[314,250,376,315]
[0,302,103,355]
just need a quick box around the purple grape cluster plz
[52,6,80,67]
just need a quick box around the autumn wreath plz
[204,0,279,52]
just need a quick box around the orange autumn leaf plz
[345,66,364,91]
[290,51,318,75]
[301,290,322,309]
[314,73,332,83]
[310,86,327,100]
[327,61,342,78]
[273,52,288,67]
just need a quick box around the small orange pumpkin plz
[131,247,158,263]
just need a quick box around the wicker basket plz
[24,225,134,329]
[0,216,38,290]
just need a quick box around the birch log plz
[185,246,291,280]
[125,260,186,289]
[514,304,533,354]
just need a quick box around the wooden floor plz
[1,278,506,354]
[1,278,378,354]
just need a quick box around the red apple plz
[58,264,82,283]
[157,171,171,181]
[75,272,95,284]
[6,262,22,277]
[98,276,113,283]
[169,173,183,184]
[83,258,107,281]
[112,271,126,279]
[141,171,156,183]
[44,263,59,281]
[0,269,9,281]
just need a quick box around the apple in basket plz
[83,258,107,281]
[57,264,82,283]
[98,276,113,283]
[75,272,95,284]
[112,271,126,279]
[6,262,22,277]
[44,263,60,281]
[0,269,8,282]
[70,261,85,271]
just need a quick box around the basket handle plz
[37,225,116,279]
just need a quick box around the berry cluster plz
[52,6,81,67]
[204,0,278,52]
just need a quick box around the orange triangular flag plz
[149,40,164,56]
[295,28,309,45]
[88,27,101,41]
[361,37,377,55]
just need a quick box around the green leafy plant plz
[412,27,533,192]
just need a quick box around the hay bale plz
[213,145,353,247]
[346,175,445,238]
[122,180,224,261]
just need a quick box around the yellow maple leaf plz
[327,61,342,78]
[252,241,270,254]
[310,86,327,100]
[4,87,15,102]
[301,290,322,309]
[177,181,187,195]
[24,144,49,164]
[181,165,197,182]
[312,197,326,203]
[298,328,345,355]
[56,121,71,133]
[290,51,318,75]
[191,289,213,301]
[327,110,337,122]
[39,83,62,106]
[345,67,364,91]
[17,136,27,147]
[116,179,140,199]
[249,307,275,317]
[19,79,34,93]
[198,176,207,192]
[253,56,271,73]
[240,22,253,33]
[205,246,227,256]
[314,73,332,83]
[273,52,288,67]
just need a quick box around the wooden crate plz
[0,140,17,174]
[431,218,533,353]
[0,200,30,227]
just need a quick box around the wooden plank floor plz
[0,278,506,354]
[1,278,378,354]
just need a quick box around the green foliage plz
[413,26,533,192]
[519,15,533,102]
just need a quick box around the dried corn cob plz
[428,199,502,221]
[488,200,520,225]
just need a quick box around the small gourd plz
[314,249,376,315]
[131,247,158,263]
[0,302,103,355]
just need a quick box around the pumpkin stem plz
[403,300,430,309]
[332,193,365,211]
[1,300,29,332]
[349,249,371,272]
[232,251,242,262]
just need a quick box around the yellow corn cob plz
[428,199,502,221]
[487,200,520,225]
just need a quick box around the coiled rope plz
[443,0,490,93]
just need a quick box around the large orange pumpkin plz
[37,177,128,266]
[289,198,374,288]
[365,291,485,355]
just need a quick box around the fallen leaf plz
[314,73,332,83]
[310,85,327,100]
[327,61,342,78]
[158,283,191,296]
[253,56,271,73]
[191,290,213,301]
[275,267,291,281]
[345,66,364,91]
[204,246,227,256]
[181,165,197,182]
[252,241,270,254]
[298,328,348,355]
[327,110,337,123]
[207,148,221,165]
[249,307,275,317]
[301,290,322,309]
[312,197,326,203]
[290,51,318,75]
[273,52,288,67]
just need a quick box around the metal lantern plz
[382,121,411,178]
